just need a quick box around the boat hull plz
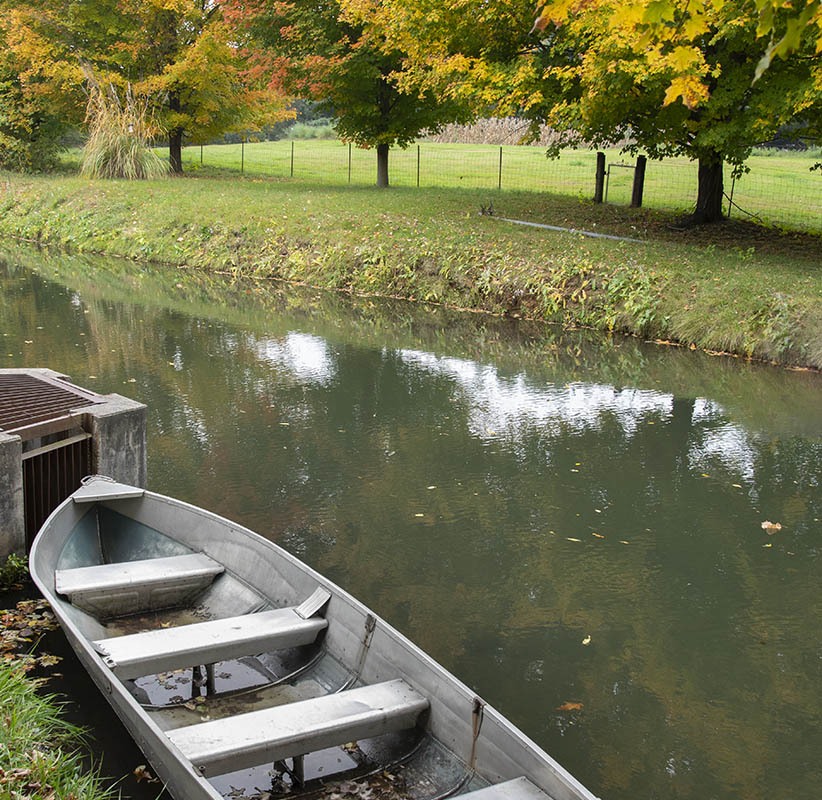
[30,481,599,800]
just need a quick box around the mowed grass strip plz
[0,170,820,367]
[174,140,822,234]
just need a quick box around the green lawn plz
[175,140,822,234]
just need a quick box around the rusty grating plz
[0,373,103,434]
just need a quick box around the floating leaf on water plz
[556,701,584,712]
[566,537,582,542]
[133,765,159,783]
[732,484,743,488]
[592,532,605,539]
[582,635,592,645]
[761,520,782,533]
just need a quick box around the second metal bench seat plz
[93,604,329,680]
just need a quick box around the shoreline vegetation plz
[0,169,820,369]
[0,557,113,800]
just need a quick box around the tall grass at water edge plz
[0,659,114,799]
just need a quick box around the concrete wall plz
[79,395,147,487]
[0,432,24,559]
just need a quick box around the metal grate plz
[22,434,91,548]
[0,373,103,433]
[0,372,102,546]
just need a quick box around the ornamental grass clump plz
[82,72,168,180]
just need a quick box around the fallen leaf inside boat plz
[556,701,584,712]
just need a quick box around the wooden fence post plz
[631,155,647,207]
[594,152,606,203]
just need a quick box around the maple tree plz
[526,0,821,222]
[369,0,820,223]
[0,0,285,174]
[226,0,469,187]
[0,27,67,171]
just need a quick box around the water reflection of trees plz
[2,250,821,800]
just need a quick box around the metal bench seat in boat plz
[55,553,224,617]
[167,678,429,778]
[93,605,329,680]
[460,777,550,799]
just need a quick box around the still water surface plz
[1,246,821,800]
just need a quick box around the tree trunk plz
[693,154,724,223]
[376,143,389,188]
[169,129,183,175]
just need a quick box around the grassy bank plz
[0,660,112,800]
[0,170,820,368]
[0,558,113,800]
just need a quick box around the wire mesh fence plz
[181,140,821,234]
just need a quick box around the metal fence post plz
[241,140,244,174]
[290,141,294,177]
[200,144,203,165]
[594,152,606,203]
[417,145,420,188]
[498,147,503,190]
[348,142,352,184]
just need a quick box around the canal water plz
[1,245,820,800]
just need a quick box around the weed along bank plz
[0,368,146,558]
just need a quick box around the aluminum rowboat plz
[30,477,600,800]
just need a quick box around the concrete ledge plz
[75,396,147,488]
[0,432,24,559]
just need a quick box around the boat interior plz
[47,501,553,800]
